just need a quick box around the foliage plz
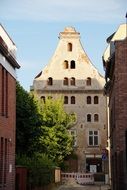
[16,82,43,156]
[38,98,76,165]
[16,153,54,186]
[16,81,76,166]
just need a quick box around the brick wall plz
[0,64,16,190]
[109,39,127,190]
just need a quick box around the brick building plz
[0,25,20,190]
[103,24,127,190]
[31,27,108,176]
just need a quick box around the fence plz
[61,172,94,185]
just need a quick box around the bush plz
[16,154,55,187]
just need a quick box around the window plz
[67,43,72,51]
[47,77,53,85]
[1,66,8,117]
[0,137,4,185]
[5,71,8,117]
[40,96,45,103]
[63,60,68,69]
[63,77,68,85]
[64,96,68,104]
[94,114,99,122]
[87,114,91,122]
[70,60,75,69]
[86,77,91,86]
[71,96,75,104]
[4,139,7,185]
[89,130,99,146]
[1,67,4,115]
[70,77,75,86]
[87,96,91,104]
[70,130,77,147]
[94,96,99,104]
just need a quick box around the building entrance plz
[86,158,102,173]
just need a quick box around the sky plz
[0,0,127,91]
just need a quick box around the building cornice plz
[35,89,104,94]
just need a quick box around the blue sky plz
[0,0,127,91]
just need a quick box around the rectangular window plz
[1,67,4,116]
[0,137,4,185]
[5,71,8,117]
[89,130,99,146]
[4,138,7,185]
[1,67,8,117]
[70,130,77,147]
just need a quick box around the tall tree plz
[39,98,75,164]
[16,82,42,156]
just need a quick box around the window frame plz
[94,96,99,104]
[64,96,68,104]
[70,60,75,69]
[86,77,91,86]
[70,77,75,86]
[47,77,53,85]
[87,114,91,122]
[71,96,75,104]
[67,43,72,52]
[87,96,91,104]
[88,130,99,146]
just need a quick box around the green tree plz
[39,97,75,165]
[16,82,42,156]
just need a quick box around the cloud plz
[0,0,126,22]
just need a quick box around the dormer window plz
[70,60,75,69]
[47,77,53,85]
[63,60,68,69]
[67,43,72,51]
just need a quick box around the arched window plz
[67,43,72,51]
[64,96,68,104]
[94,114,99,122]
[63,60,68,69]
[70,77,75,86]
[63,77,68,85]
[87,96,91,104]
[70,60,75,69]
[47,77,53,85]
[86,77,91,86]
[40,96,45,103]
[94,96,99,104]
[71,96,75,104]
[87,114,91,122]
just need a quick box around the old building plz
[103,24,127,190]
[0,24,20,190]
[32,27,108,175]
